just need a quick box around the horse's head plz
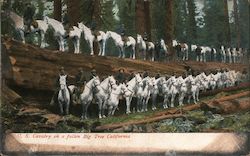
[78,22,85,30]
[135,73,142,84]
[59,75,67,90]
[137,34,142,43]
[160,39,165,48]
[172,40,178,47]
[92,76,101,88]
[120,83,127,94]
[108,75,116,88]
[191,45,197,51]
[106,31,112,38]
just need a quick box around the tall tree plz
[233,0,240,48]
[54,0,62,21]
[203,0,227,47]
[223,0,231,47]
[135,0,151,40]
[187,0,197,42]
[165,0,174,59]
[66,0,81,27]
[238,0,249,48]
[144,0,151,40]
[174,0,188,42]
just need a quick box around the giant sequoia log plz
[1,37,247,92]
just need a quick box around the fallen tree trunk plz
[2,37,248,92]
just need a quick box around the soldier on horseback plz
[117,24,128,44]
[143,32,149,51]
[74,68,86,103]
[115,68,126,84]
[23,2,35,32]
[50,67,73,106]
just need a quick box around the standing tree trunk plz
[54,0,62,22]
[187,0,197,42]
[136,0,146,35]
[91,0,101,55]
[144,0,151,41]
[233,0,240,48]
[223,0,231,47]
[66,0,81,27]
[165,0,175,60]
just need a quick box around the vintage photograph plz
[1,0,250,155]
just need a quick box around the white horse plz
[226,48,232,63]
[106,31,136,59]
[136,77,153,112]
[137,34,155,61]
[5,11,25,43]
[106,83,127,116]
[78,22,107,56]
[68,26,82,54]
[150,77,162,110]
[124,74,142,114]
[94,76,116,118]
[220,46,226,63]
[231,48,237,63]
[80,76,101,119]
[44,16,66,51]
[178,43,189,61]
[30,20,49,48]
[160,39,168,56]
[58,75,70,115]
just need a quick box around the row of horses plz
[57,70,247,119]
[6,11,245,63]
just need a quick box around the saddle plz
[92,30,101,39]
[31,20,38,29]
[122,36,129,43]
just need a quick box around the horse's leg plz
[136,97,140,113]
[102,40,106,56]
[108,105,112,116]
[81,102,85,119]
[163,94,168,109]
[152,50,155,61]
[40,31,46,48]
[171,93,176,108]
[20,30,25,44]
[98,41,102,56]
[112,106,117,116]
[76,38,80,54]
[89,41,94,55]
[151,94,156,110]
[60,36,65,52]
[178,93,184,106]
[122,47,125,58]
[102,100,107,118]
[125,96,131,114]
[132,46,136,59]
[118,47,122,58]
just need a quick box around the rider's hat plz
[59,66,64,71]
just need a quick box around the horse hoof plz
[102,115,106,118]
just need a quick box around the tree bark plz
[136,0,151,40]
[165,0,175,60]
[144,0,151,41]
[187,0,197,42]
[223,0,231,47]
[66,0,81,27]
[233,0,240,48]
[136,0,146,35]
[91,0,101,55]
[53,0,62,22]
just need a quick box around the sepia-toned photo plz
[1,0,250,155]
